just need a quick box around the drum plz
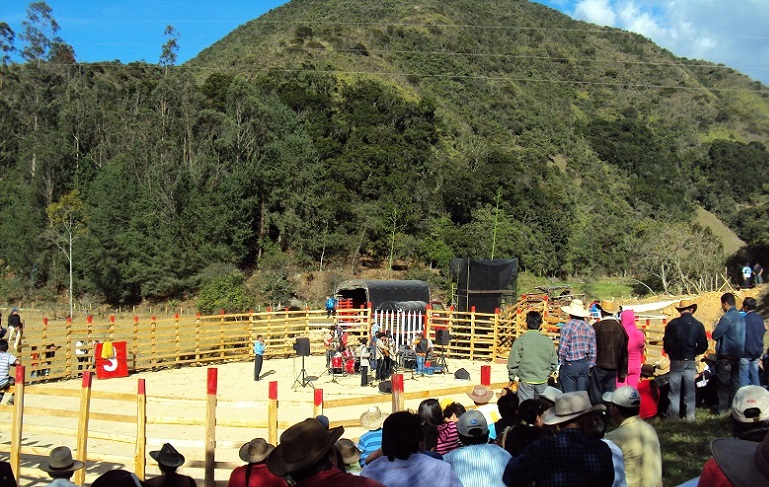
[331,356,343,374]
[345,358,356,374]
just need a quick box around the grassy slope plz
[695,206,745,256]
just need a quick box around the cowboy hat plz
[39,446,85,474]
[539,386,564,404]
[466,385,494,404]
[711,434,769,487]
[360,406,388,430]
[149,443,185,468]
[560,299,590,318]
[654,357,670,376]
[596,300,619,315]
[336,438,361,466]
[542,391,606,425]
[267,418,344,477]
[675,299,698,313]
[239,438,274,464]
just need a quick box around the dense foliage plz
[1,0,769,306]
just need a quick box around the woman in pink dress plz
[618,309,646,388]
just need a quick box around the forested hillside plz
[1,0,769,308]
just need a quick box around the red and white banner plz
[94,341,129,380]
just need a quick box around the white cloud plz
[573,0,616,26]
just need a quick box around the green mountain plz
[1,0,768,305]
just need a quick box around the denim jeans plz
[740,357,761,386]
[416,354,426,374]
[559,359,590,393]
[517,381,548,402]
[716,358,741,414]
[668,360,697,420]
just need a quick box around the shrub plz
[197,274,255,314]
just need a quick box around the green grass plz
[648,411,731,486]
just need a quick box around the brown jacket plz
[593,318,629,379]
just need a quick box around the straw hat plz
[39,446,85,474]
[360,406,387,431]
[560,299,590,318]
[149,443,185,468]
[542,391,606,425]
[654,357,670,376]
[466,385,494,404]
[597,300,619,315]
[675,299,698,313]
[267,418,344,477]
[239,438,274,464]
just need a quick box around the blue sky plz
[3,0,769,85]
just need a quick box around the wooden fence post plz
[10,365,25,485]
[391,373,405,412]
[492,308,500,361]
[268,381,278,445]
[219,310,226,360]
[65,316,73,377]
[205,368,217,487]
[481,365,491,387]
[135,379,147,480]
[313,388,323,418]
[469,306,477,360]
[74,371,93,486]
[132,316,139,370]
[150,316,157,369]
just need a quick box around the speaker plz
[294,337,310,357]
[378,380,392,394]
[435,329,450,345]
[454,368,471,381]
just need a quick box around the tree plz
[0,22,15,66]
[159,25,180,75]
[20,1,61,66]
[46,189,87,318]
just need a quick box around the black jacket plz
[663,313,708,360]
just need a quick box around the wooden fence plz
[15,304,670,384]
[2,366,504,487]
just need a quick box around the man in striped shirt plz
[444,410,511,487]
[557,300,596,394]
[358,406,387,466]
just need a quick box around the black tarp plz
[450,258,518,313]
[335,280,430,310]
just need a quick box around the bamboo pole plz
[74,371,93,486]
[268,381,278,445]
[492,308,500,361]
[469,306,477,361]
[10,366,24,486]
[135,379,147,480]
[205,368,217,487]
[219,310,225,360]
[313,388,323,418]
[391,373,405,412]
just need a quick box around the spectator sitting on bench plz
[0,340,19,404]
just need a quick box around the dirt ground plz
[0,353,510,486]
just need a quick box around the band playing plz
[322,324,436,386]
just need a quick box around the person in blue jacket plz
[712,293,746,414]
[254,335,266,381]
[326,295,337,318]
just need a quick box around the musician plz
[412,333,431,376]
[374,332,392,381]
[358,338,371,386]
[323,327,335,368]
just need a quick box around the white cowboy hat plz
[560,299,590,318]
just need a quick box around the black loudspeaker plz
[454,368,471,381]
[435,329,450,345]
[378,380,392,394]
[294,337,311,357]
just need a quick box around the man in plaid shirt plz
[558,300,596,394]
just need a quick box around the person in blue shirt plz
[326,296,337,318]
[740,297,765,386]
[254,335,266,381]
[712,293,746,414]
